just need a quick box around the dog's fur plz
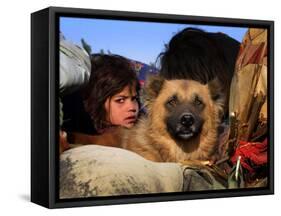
[121,75,225,162]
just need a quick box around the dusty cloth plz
[229,28,267,142]
[60,34,91,96]
[60,145,225,198]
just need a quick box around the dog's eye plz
[167,95,178,107]
[194,96,203,106]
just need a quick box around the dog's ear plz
[208,77,226,120]
[145,75,165,100]
[208,77,225,102]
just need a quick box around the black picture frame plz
[31,6,274,208]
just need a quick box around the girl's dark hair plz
[82,54,140,131]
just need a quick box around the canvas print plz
[58,17,269,199]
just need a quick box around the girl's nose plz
[128,101,138,112]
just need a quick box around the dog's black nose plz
[180,114,194,127]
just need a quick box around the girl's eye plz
[115,98,125,103]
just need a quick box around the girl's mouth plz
[125,116,137,123]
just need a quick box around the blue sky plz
[60,17,248,65]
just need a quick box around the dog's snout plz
[180,113,194,127]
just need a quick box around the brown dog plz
[121,75,225,162]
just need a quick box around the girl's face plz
[105,84,139,128]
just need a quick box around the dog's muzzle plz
[167,112,202,141]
